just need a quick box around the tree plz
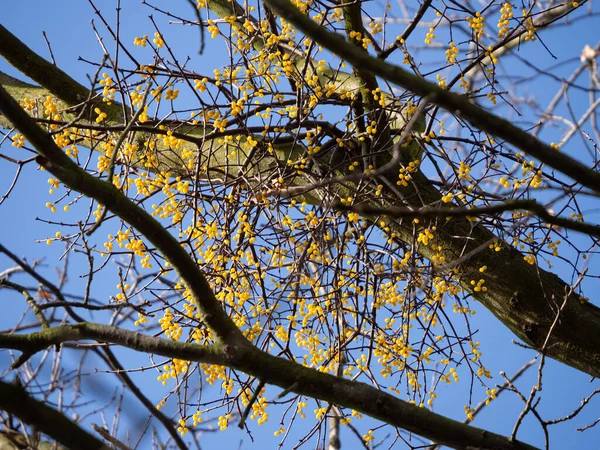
[0,1,599,449]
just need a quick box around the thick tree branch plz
[0,324,228,368]
[0,380,108,450]
[0,24,122,122]
[0,430,67,450]
[260,0,600,379]
[338,199,600,239]
[0,324,538,450]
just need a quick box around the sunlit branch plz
[0,278,50,329]
[0,323,227,368]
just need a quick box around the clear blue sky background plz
[1,1,600,449]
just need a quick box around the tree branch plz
[0,324,538,450]
[0,380,108,450]
[337,199,600,239]
[0,323,228,368]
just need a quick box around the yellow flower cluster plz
[446,41,459,64]
[99,73,116,104]
[153,31,164,48]
[424,27,435,45]
[133,35,148,47]
[11,133,25,148]
[497,3,513,39]
[522,9,536,42]
[466,12,485,40]
[94,107,107,123]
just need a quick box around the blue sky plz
[1,1,600,449]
